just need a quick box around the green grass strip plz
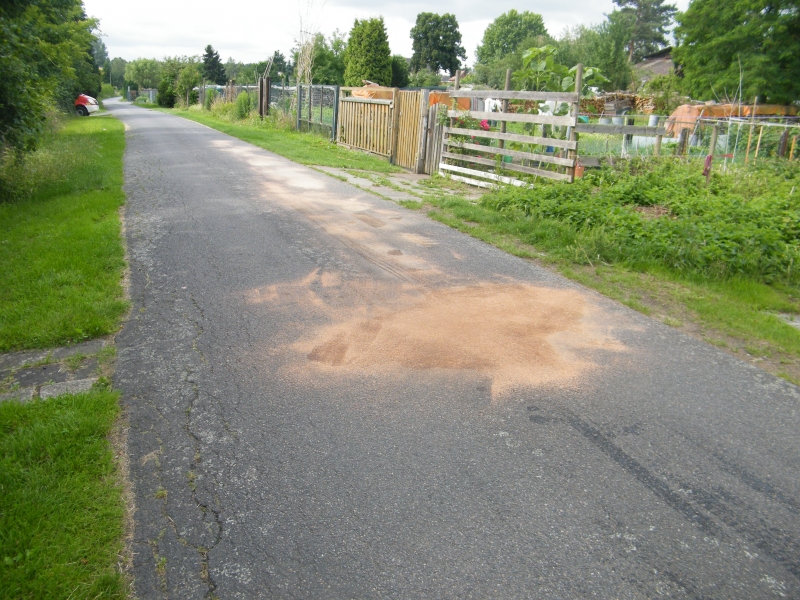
[0,389,127,599]
[0,116,128,352]
[151,106,402,173]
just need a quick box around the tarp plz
[348,87,471,109]
[665,104,798,138]
[429,92,470,110]
[351,86,394,100]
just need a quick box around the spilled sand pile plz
[291,282,625,396]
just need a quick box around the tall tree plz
[343,17,392,86]
[311,31,346,84]
[409,13,466,76]
[613,0,676,62]
[476,10,548,65]
[91,38,108,68]
[109,57,127,88]
[202,45,226,84]
[674,0,800,104]
[125,59,161,89]
[269,51,292,80]
[557,11,634,91]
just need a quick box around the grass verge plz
[148,105,402,172]
[0,116,128,352]
[0,114,130,597]
[0,389,127,599]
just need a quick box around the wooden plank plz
[447,174,497,189]
[567,64,582,182]
[336,141,391,158]
[574,124,667,136]
[444,140,575,167]
[441,152,571,181]
[439,163,530,187]
[444,126,577,150]
[341,97,393,106]
[448,110,576,127]
[450,90,579,102]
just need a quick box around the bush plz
[408,69,443,87]
[235,91,251,119]
[204,88,217,111]
[98,84,116,100]
[156,76,176,108]
[481,158,800,282]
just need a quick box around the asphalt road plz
[107,99,800,599]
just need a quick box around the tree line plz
[3,0,798,156]
[127,1,798,106]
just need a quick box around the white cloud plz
[85,0,689,65]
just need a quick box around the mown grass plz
[0,389,127,599]
[0,116,128,351]
[149,104,402,172]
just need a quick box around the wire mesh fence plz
[567,114,800,164]
[297,85,339,140]
[270,84,295,115]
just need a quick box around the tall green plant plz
[235,92,251,119]
[514,46,608,95]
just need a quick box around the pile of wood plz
[580,93,656,115]
[500,93,657,115]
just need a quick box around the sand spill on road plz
[283,279,625,397]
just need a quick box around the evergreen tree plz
[391,55,410,88]
[613,0,677,62]
[201,45,226,84]
[343,18,392,87]
[409,13,466,76]
[91,39,108,68]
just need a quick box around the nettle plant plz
[513,45,607,116]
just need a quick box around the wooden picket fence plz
[336,88,431,173]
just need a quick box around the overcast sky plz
[85,0,690,66]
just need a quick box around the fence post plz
[416,89,430,173]
[623,116,634,157]
[567,64,583,183]
[754,126,764,161]
[676,129,689,156]
[778,128,789,158]
[709,123,719,157]
[499,69,511,150]
[390,88,401,165]
[332,86,340,141]
[439,72,461,174]
[296,85,302,131]
[257,78,263,118]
